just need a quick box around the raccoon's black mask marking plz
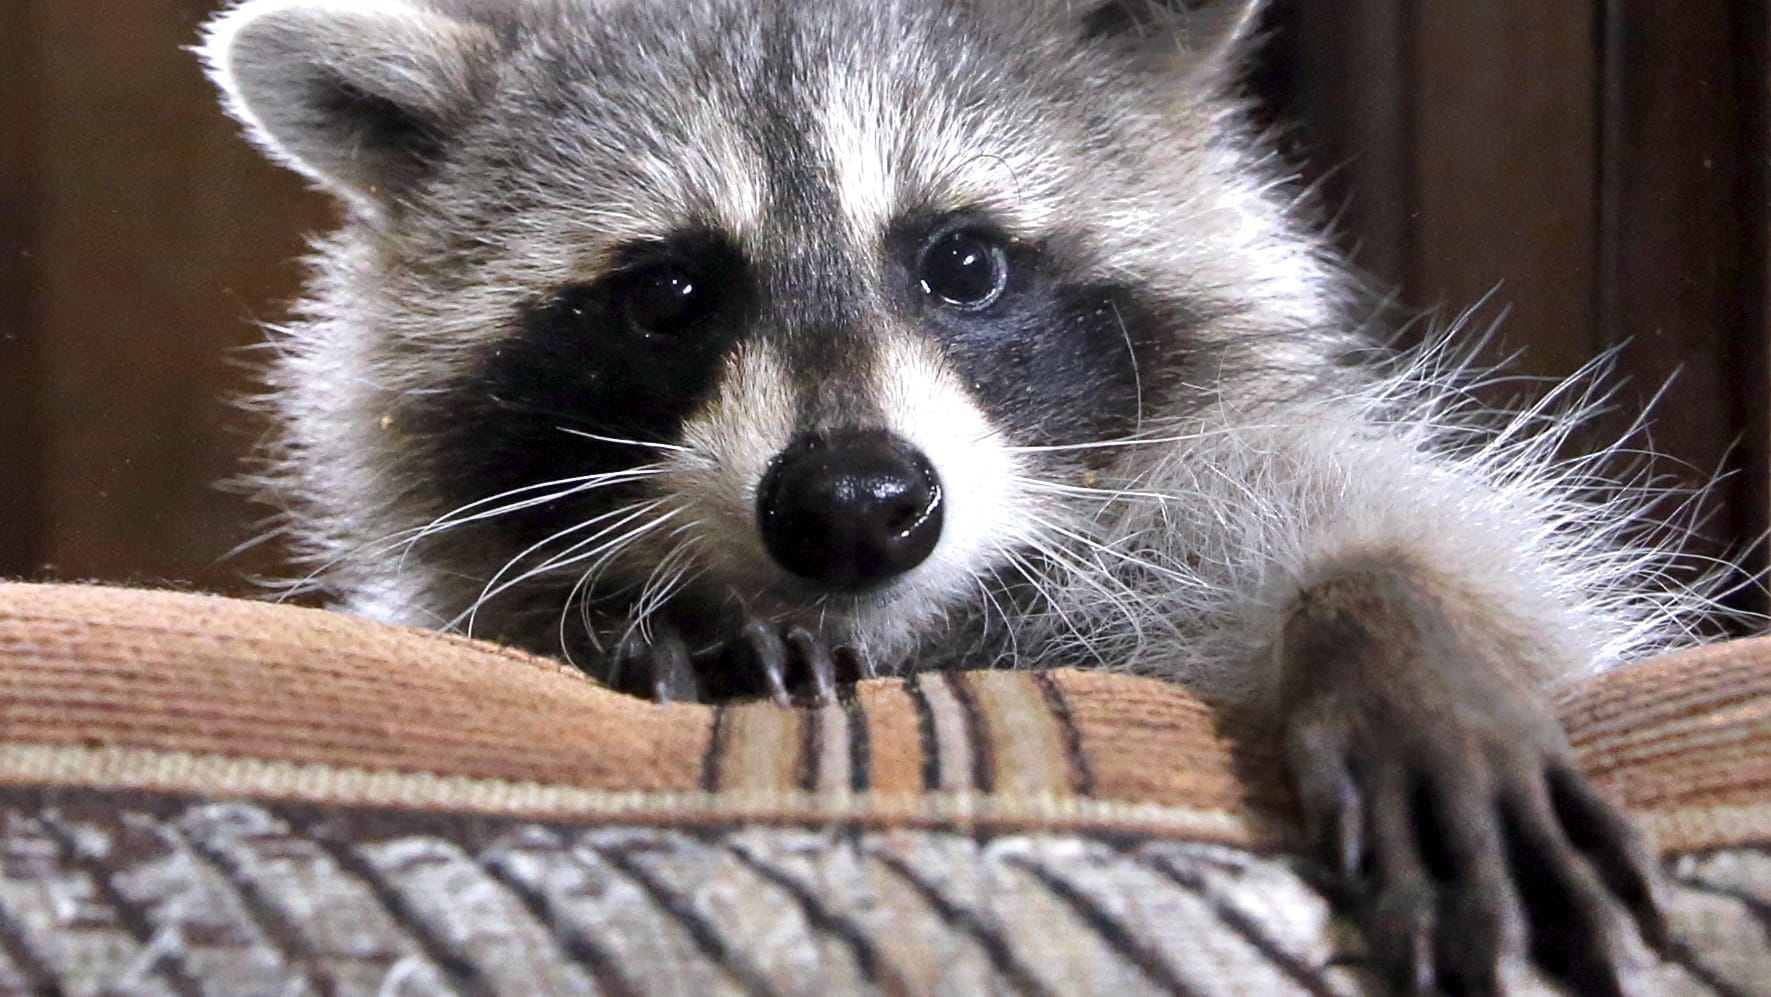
[429,230,753,520]
[431,208,1183,565]
[890,214,1184,450]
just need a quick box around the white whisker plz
[557,428,698,455]
[453,499,673,634]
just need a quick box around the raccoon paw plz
[611,628,701,704]
[722,618,851,708]
[1278,564,1669,994]
[607,620,863,706]
[1286,707,1669,997]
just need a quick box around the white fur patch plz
[558,92,771,249]
[666,342,800,572]
[687,116,771,244]
[870,334,1032,609]
[822,72,899,241]
[819,64,1068,243]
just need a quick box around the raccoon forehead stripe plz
[669,341,799,536]
[651,91,771,242]
[820,69,1065,240]
[528,103,770,250]
[820,72,897,240]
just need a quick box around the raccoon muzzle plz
[756,428,944,592]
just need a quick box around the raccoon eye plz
[617,263,711,337]
[918,230,1008,310]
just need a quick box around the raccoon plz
[202,0,1722,990]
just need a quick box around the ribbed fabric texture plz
[0,583,1293,839]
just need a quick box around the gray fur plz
[200,0,1717,705]
[201,6,1734,981]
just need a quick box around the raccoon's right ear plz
[199,0,497,209]
[1076,0,1264,82]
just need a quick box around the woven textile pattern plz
[1,792,1767,995]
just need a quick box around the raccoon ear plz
[199,0,496,208]
[1078,0,1264,81]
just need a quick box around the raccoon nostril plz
[756,429,944,592]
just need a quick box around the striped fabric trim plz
[702,671,1085,800]
[0,742,1275,842]
[1642,804,1771,853]
[3,579,1278,818]
[5,583,1771,859]
[3,739,1766,853]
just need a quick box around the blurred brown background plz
[1,1,1767,610]
[2,1,330,592]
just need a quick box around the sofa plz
[0,581,1766,994]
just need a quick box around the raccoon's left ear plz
[1076,0,1264,82]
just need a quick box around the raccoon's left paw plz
[1279,566,1669,995]
[610,620,859,706]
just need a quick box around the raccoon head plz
[203,0,1337,678]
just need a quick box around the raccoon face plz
[204,0,1315,672]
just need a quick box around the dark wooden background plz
[2,2,329,592]
[2,1,1767,611]
[1257,0,1769,614]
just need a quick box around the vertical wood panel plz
[0,0,42,578]
[1597,0,1769,601]
[1254,0,1414,292]
[1261,0,1767,610]
[1411,1,1599,377]
[1760,0,1771,588]
[32,1,326,588]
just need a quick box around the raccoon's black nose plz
[757,429,944,591]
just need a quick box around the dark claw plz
[1370,887,1437,994]
[614,616,866,706]
[784,625,837,705]
[649,630,699,704]
[1426,774,1520,997]
[1437,887,1508,997]
[1547,764,1672,954]
[1286,720,1364,880]
[1364,767,1437,994]
[835,645,873,683]
[739,618,792,708]
[614,628,700,704]
[1502,777,1638,997]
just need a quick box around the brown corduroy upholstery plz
[0,582,1767,994]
